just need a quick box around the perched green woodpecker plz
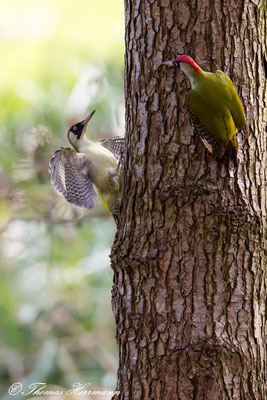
[49,110,124,223]
[162,55,246,154]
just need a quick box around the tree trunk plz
[111,1,266,399]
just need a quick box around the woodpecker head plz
[161,55,201,75]
[67,110,96,151]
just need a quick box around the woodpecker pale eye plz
[69,123,84,139]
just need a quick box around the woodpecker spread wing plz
[99,137,125,162]
[49,148,99,209]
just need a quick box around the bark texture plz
[111,1,266,399]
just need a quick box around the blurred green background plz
[0,0,124,397]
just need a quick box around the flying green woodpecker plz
[162,55,246,154]
[49,110,125,223]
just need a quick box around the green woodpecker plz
[49,110,124,223]
[162,55,246,154]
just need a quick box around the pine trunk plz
[111,1,266,399]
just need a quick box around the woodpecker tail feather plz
[111,207,120,225]
[230,135,238,150]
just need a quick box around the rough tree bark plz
[111,1,266,399]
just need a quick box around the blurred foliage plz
[0,0,124,397]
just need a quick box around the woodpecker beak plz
[81,110,96,133]
[161,60,180,68]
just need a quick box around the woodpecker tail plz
[230,134,238,150]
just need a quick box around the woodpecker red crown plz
[174,55,201,73]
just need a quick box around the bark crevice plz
[112,0,266,399]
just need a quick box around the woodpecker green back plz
[187,70,245,150]
[161,55,246,154]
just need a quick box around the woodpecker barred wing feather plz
[187,106,224,155]
[99,136,125,163]
[49,148,99,209]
